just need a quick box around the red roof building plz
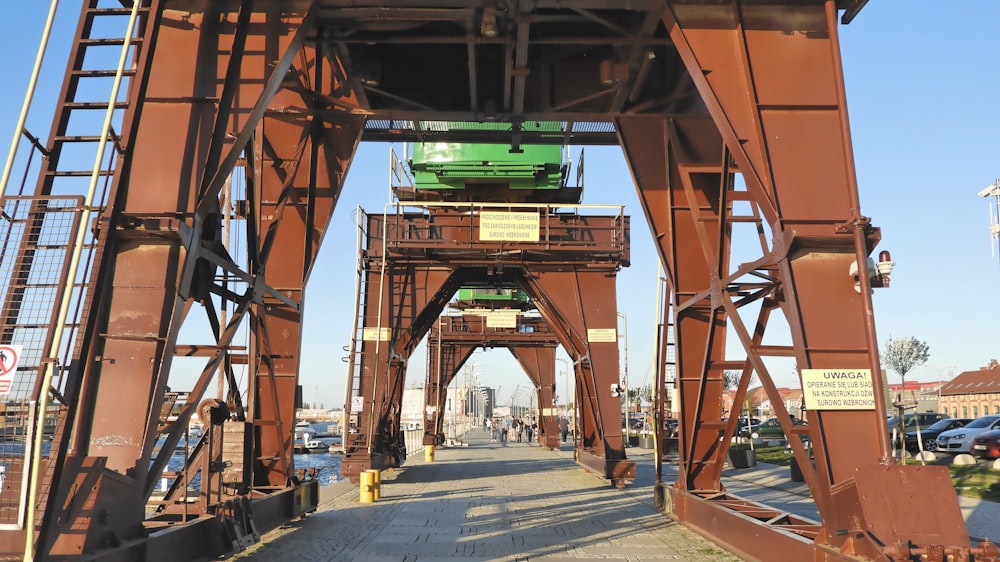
[723,387,803,419]
[938,360,1000,419]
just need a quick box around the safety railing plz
[0,195,88,530]
[434,314,555,336]
[372,201,628,262]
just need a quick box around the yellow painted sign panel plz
[486,310,518,328]
[479,211,540,241]
[362,327,391,341]
[587,328,617,343]
[801,369,875,411]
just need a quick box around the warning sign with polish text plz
[801,368,875,411]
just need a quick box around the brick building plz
[938,360,1000,419]
[723,387,803,419]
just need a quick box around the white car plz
[936,415,1000,453]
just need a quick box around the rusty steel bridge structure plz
[0,1,995,561]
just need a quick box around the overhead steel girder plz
[613,2,980,560]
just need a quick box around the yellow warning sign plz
[479,211,540,242]
[587,328,617,343]
[362,327,391,341]
[486,310,518,328]
[801,369,875,411]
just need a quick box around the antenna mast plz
[979,179,1000,257]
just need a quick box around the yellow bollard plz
[424,445,434,462]
[359,469,375,503]
[370,469,381,500]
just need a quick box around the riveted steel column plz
[627,1,975,557]
[524,270,635,484]
[424,336,476,445]
[509,346,559,449]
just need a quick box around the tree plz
[723,370,740,391]
[627,385,652,412]
[881,336,930,388]
[881,336,930,457]
[723,370,761,415]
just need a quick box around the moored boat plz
[294,436,328,454]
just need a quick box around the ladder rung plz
[53,135,118,142]
[86,7,150,16]
[47,170,115,177]
[71,69,136,78]
[63,102,129,110]
[6,323,79,330]
[79,38,144,47]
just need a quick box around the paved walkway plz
[231,433,1000,561]
[231,432,740,561]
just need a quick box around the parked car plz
[936,415,1000,453]
[903,418,972,453]
[887,412,950,436]
[970,429,1000,460]
[887,412,950,447]
[664,419,679,437]
[738,417,808,441]
[622,414,645,430]
[733,416,761,429]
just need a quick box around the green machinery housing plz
[400,136,581,311]
[395,126,584,204]
[454,288,532,310]
[409,143,566,190]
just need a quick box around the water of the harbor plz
[159,422,344,489]
[291,422,344,486]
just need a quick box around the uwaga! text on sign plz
[801,369,875,411]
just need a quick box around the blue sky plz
[2,2,999,410]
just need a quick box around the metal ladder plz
[38,0,152,200]
[343,207,370,451]
[0,0,158,537]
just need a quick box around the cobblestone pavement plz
[231,432,741,562]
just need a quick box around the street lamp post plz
[510,386,528,420]
[510,384,520,420]
[557,357,570,410]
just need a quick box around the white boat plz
[294,436,328,454]
[294,422,317,440]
